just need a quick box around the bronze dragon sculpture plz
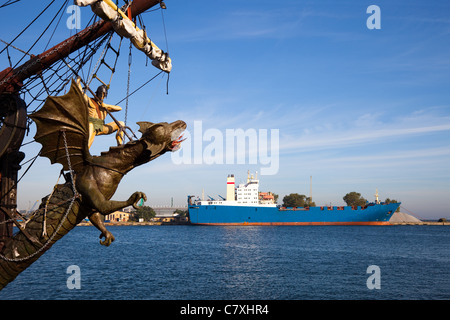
[0,79,186,290]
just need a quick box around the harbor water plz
[0,225,449,300]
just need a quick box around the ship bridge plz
[193,171,276,207]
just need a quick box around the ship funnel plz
[226,174,235,201]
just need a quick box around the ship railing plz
[279,206,310,211]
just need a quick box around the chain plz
[0,130,78,262]
[62,130,76,195]
[42,172,62,237]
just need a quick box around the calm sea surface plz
[0,225,449,300]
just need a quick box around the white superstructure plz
[195,171,277,207]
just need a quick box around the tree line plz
[281,193,315,207]
[282,191,399,210]
[127,206,188,222]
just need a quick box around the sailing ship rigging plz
[0,0,175,289]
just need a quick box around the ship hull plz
[188,203,400,226]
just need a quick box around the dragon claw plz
[99,230,115,247]
[130,191,147,209]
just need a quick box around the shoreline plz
[76,221,450,227]
[391,221,450,226]
[77,221,190,226]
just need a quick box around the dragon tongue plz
[170,135,186,150]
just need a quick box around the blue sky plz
[2,1,450,219]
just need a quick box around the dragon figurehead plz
[29,79,187,246]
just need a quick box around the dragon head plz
[137,120,187,155]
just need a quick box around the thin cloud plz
[281,123,450,153]
[319,146,450,165]
[172,7,311,42]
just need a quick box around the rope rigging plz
[1,0,172,227]
[0,0,20,9]
[0,1,55,55]
[0,0,59,64]
[20,31,112,117]
[14,27,163,185]
[0,2,178,281]
[125,39,132,127]
[1,0,171,113]
[115,69,163,106]
[86,33,123,91]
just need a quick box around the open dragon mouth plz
[170,134,186,151]
[169,121,187,151]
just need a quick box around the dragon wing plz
[29,79,90,173]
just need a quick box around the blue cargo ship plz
[188,172,400,225]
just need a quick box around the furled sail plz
[75,0,172,73]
